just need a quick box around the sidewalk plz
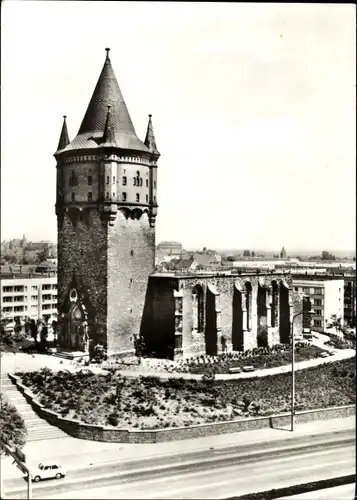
[116,348,355,380]
[1,416,355,480]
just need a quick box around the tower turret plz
[54,49,159,355]
[56,115,70,153]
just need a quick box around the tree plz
[51,320,58,344]
[251,251,255,257]
[0,395,27,448]
[243,250,251,257]
[322,250,336,261]
[37,248,48,263]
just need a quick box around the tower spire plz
[56,115,70,152]
[144,114,160,157]
[100,105,117,146]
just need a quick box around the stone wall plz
[9,374,354,444]
[57,209,108,344]
[107,211,155,353]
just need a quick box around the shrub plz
[0,394,27,448]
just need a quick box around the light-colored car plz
[31,463,66,482]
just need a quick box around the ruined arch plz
[279,281,290,343]
[192,284,204,333]
[271,280,279,327]
[257,285,268,347]
[232,282,244,351]
[205,284,218,356]
[245,281,253,331]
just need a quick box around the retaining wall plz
[7,374,355,444]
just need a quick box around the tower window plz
[146,194,148,202]
[106,176,110,185]
[87,192,92,201]
[122,192,127,201]
[136,193,140,203]
[113,176,116,184]
[87,175,92,186]
[106,192,109,200]
[71,192,75,202]
[122,176,127,186]
[139,178,143,186]
[69,170,77,187]
[133,177,137,186]
[154,181,156,188]
[146,179,148,187]
[136,171,140,176]
[130,250,134,256]
[154,196,156,203]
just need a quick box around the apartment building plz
[1,270,58,325]
[292,274,344,332]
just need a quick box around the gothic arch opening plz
[232,284,244,351]
[192,285,204,333]
[257,285,268,347]
[279,282,290,343]
[271,280,279,327]
[205,286,217,356]
[245,282,252,331]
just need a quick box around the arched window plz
[106,176,110,185]
[154,181,156,189]
[192,285,204,333]
[146,194,148,202]
[133,177,137,186]
[122,192,127,201]
[136,193,140,203]
[245,282,252,331]
[146,179,148,187]
[113,176,116,184]
[87,170,92,186]
[122,176,127,186]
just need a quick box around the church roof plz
[59,49,149,155]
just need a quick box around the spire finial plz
[148,114,152,118]
[105,48,110,60]
[63,115,67,120]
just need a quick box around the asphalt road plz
[279,483,355,499]
[3,429,355,500]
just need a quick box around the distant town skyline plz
[1,2,355,251]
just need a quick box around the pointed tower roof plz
[61,49,149,154]
[144,114,160,156]
[56,116,70,153]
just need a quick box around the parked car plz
[31,463,66,482]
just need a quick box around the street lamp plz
[291,307,314,431]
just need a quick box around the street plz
[3,428,355,499]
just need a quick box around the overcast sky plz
[1,2,355,252]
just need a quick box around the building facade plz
[292,275,344,332]
[55,49,159,354]
[1,272,58,325]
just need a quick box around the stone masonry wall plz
[107,211,155,353]
[57,209,108,343]
[150,273,297,358]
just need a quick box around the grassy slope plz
[17,357,356,430]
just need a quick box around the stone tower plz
[54,49,159,355]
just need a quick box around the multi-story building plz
[1,268,58,325]
[292,274,344,332]
[342,274,356,327]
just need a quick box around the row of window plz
[71,192,157,203]
[2,285,56,293]
[71,171,156,190]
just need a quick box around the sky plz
[1,2,356,253]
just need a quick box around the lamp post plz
[291,308,314,432]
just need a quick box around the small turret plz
[144,114,160,157]
[100,105,117,147]
[56,115,70,153]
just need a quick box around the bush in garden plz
[107,412,119,427]
[0,394,27,448]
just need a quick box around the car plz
[30,463,66,482]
